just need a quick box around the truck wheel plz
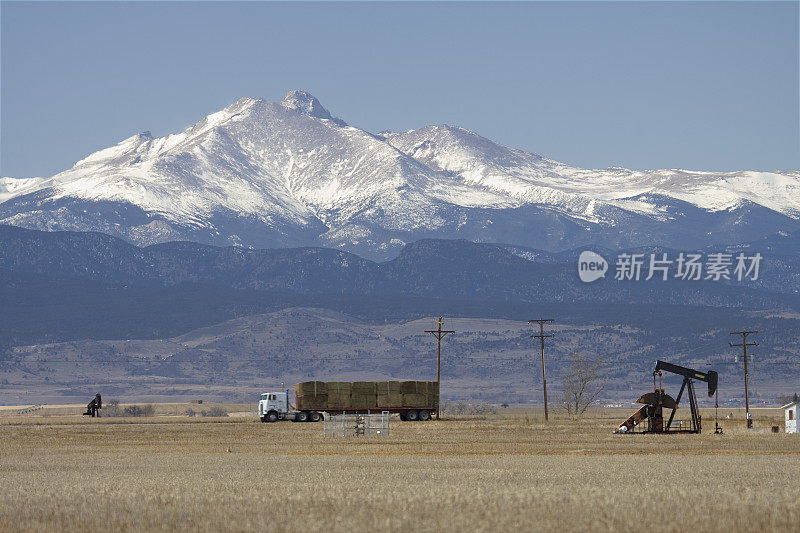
[418,410,431,421]
[296,411,309,423]
[399,413,407,421]
[405,410,419,422]
[310,412,322,422]
[266,411,278,423]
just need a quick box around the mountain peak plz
[280,90,333,120]
[1,91,798,261]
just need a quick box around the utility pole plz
[730,330,758,429]
[529,318,554,421]
[707,363,723,435]
[425,317,454,420]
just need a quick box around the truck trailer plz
[258,380,439,422]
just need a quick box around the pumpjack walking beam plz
[654,360,718,433]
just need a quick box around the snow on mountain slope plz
[0,177,47,203]
[5,92,502,232]
[1,90,798,259]
[385,125,800,220]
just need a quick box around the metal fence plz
[323,411,390,438]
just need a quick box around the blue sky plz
[1,1,797,177]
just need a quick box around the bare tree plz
[105,399,122,417]
[562,353,605,418]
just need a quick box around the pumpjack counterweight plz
[616,361,717,434]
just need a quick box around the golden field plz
[0,408,798,532]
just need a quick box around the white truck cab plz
[258,391,290,422]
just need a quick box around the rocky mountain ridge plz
[2,90,798,259]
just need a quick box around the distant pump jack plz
[83,394,102,417]
[616,361,718,434]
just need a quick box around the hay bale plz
[402,393,428,407]
[350,382,378,409]
[399,381,435,394]
[377,392,404,408]
[350,394,378,409]
[296,394,328,410]
[352,382,377,394]
[327,382,352,396]
[325,383,352,409]
[399,381,418,394]
[376,382,402,407]
[327,384,352,408]
[379,381,403,393]
[328,394,352,409]
[296,381,328,397]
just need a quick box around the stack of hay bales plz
[376,381,404,408]
[295,380,439,411]
[350,382,377,409]
[401,381,438,408]
[326,382,352,409]
[295,381,328,411]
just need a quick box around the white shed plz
[783,402,799,433]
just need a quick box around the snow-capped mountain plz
[2,90,798,259]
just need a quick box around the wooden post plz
[426,317,454,420]
[730,330,758,429]
[529,319,554,421]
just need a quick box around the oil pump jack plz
[616,361,718,434]
[83,394,102,417]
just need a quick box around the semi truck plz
[258,380,439,423]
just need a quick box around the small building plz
[783,402,799,434]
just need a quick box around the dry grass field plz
[0,409,798,532]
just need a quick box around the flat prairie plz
[0,411,798,532]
